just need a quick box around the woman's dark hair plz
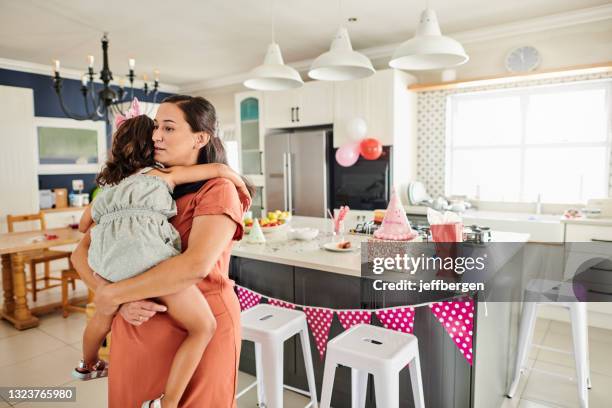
[162,95,256,199]
[96,115,155,186]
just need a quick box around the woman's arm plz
[78,206,93,233]
[70,230,100,290]
[95,213,237,313]
[152,163,251,198]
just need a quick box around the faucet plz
[535,193,542,215]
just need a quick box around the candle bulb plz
[81,74,87,86]
[53,59,60,73]
[87,55,94,68]
[143,74,148,82]
[153,69,160,81]
[128,58,135,70]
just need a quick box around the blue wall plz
[0,68,174,194]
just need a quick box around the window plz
[219,124,240,172]
[446,81,611,203]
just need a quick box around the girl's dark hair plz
[96,115,155,186]
[162,95,256,199]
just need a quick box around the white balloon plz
[346,117,367,141]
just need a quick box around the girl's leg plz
[73,311,113,380]
[82,311,113,366]
[155,285,216,408]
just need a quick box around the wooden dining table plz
[0,227,83,330]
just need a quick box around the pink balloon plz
[335,142,360,167]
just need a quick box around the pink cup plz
[430,223,464,242]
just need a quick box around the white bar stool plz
[508,280,591,408]
[319,324,425,408]
[237,304,318,408]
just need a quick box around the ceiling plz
[0,0,610,89]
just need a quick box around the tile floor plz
[0,284,611,407]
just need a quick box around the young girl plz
[72,100,250,408]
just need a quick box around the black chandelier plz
[52,33,159,123]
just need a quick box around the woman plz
[71,95,253,408]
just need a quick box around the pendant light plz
[308,1,374,81]
[389,8,468,71]
[244,1,303,91]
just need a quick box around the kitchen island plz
[230,216,529,408]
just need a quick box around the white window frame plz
[34,116,107,175]
[445,80,612,204]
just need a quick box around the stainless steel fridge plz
[264,129,330,217]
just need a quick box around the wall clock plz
[505,46,540,73]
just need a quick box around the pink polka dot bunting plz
[268,298,296,309]
[375,307,416,334]
[304,307,334,360]
[236,286,262,311]
[336,310,371,331]
[429,297,474,365]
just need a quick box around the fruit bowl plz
[243,210,291,234]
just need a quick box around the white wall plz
[0,85,39,233]
[192,87,240,129]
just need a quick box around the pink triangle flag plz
[375,306,416,334]
[268,298,297,309]
[337,310,372,331]
[304,307,334,360]
[236,286,262,311]
[429,297,475,365]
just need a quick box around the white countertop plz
[232,216,530,277]
[560,217,612,227]
[404,205,563,224]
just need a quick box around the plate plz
[322,242,357,252]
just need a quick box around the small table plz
[0,227,83,329]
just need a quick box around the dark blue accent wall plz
[0,68,174,193]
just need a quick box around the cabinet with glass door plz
[235,91,265,218]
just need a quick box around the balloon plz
[359,138,382,160]
[335,142,360,167]
[346,118,367,141]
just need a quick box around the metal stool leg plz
[508,302,537,398]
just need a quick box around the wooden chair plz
[62,269,94,317]
[7,212,75,302]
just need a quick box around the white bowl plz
[288,227,319,241]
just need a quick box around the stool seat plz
[241,304,306,341]
[328,323,419,371]
[320,324,425,408]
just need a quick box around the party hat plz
[114,98,142,128]
[246,218,266,244]
[373,187,417,241]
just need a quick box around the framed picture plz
[34,117,107,175]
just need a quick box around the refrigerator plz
[264,129,330,217]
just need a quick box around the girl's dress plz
[88,167,181,282]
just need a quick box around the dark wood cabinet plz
[230,256,472,408]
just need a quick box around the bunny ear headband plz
[114,98,142,128]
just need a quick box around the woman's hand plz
[119,301,168,326]
[218,164,251,198]
[93,273,120,316]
